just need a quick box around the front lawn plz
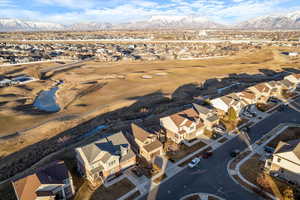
[240,154,264,185]
[124,191,141,200]
[256,103,276,112]
[220,119,237,131]
[178,146,213,167]
[136,157,160,178]
[239,154,296,198]
[237,118,249,127]
[91,178,135,200]
[166,141,207,162]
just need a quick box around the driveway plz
[140,97,300,200]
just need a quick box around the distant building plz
[0,78,12,87]
[289,52,298,57]
[12,161,75,200]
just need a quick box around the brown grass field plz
[0,46,299,159]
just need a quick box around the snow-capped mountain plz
[2,11,300,31]
[68,22,112,30]
[0,18,65,31]
[115,16,224,29]
[236,11,300,29]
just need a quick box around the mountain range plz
[1,11,300,31]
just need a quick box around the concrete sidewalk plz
[227,123,300,200]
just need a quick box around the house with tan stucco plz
[160,107,204,144]
[265,139,300,185]
[76,132,136,184]
[131,123,163,162]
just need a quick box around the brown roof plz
[12,161,69,200]
[293,74,300,79]
[143,140,163,153]
[131,123,151,142]
[220,96,233,105]
[255,83,270,93]
[196,121,204,129]
[178,130,186,135]
[169,108,199,127]
[239,91,256,100]
[13,174,41,200]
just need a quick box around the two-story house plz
[264,81,282,98]
[280,79,296,91]
[236,90,257,105]
[131,123,163,162]
[248,83,271,103]
[160,107,204,144]
[12,161,75,200]
[192,103,219,130]
[76,132,136,184]
[211,94,243,115]
[284,74,300,86]
[265,139,300,185]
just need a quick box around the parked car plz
[243,112,254,118]
[202,151,213,159]
[188,157,201,168]
[214,127,224,133]
[230,149,240,157]
[213,125,226,132]
[268,98,280,104]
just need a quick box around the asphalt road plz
[141,97,300,200]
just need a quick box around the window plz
[277,158,281,163]
[109,160,116,166]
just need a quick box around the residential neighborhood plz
[2,71,300,200]
[2,3,300,199]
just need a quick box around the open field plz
[0,46,299,163]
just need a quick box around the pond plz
[33,87,60,112]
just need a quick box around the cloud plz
[35,0,96,9]
[0,0,16,7]
[0,0,299,24]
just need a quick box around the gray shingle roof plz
[280,79,294,88]
[79,131,132,164]
[207,114,218,122]
[192,103,210,115]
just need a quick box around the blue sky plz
[1,0,300,24]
